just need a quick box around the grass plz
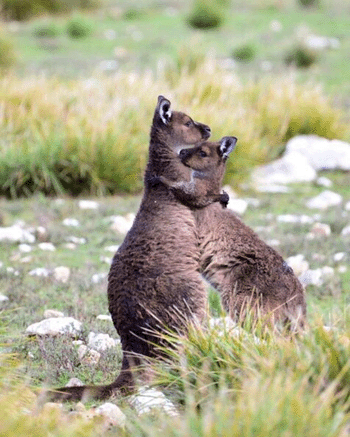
[0,61,348,197]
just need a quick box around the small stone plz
[75,402,86,412]
[53,266,70,284]
[341,225,350,236]
[20,256,32,263]
[306,190,343,210]
[63,218,80,227]
[26,317,82,337]
[44,309,64,318]
[266,239,280,246]
[104,245,120,253]
[227,198,248,215]
[65,377,84,387]
[29,267,51,277]
[94,402,126,428]
[92,272,108,284]
[100,256,112,265]
[78,200,99,210]
[129,387,178,416]
[0,225,35,243]
[316,176,333,188]
[277,214,314,224]
[299,266,334,287]
[0,261,3,268]
[78,345,101,365]
[66,236,86,244]
[110,214,135,234]
[38,242,56,252]
[19,244,32,253]
[64,243,77,250]
[36,226,49,242]
[308,222,331,238]
[334,252,346,262]
[0,294,9,304]
[96,314,113,322]
[87,332,118,352]
[285,254,309,277]
[345,201,350,211]
[338,265,347,274]
[6,267,19,276]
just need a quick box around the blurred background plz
[0,0,349,197]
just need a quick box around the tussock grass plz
[1,59,349,197]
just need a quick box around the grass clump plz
[187,0,225,30]
[0,31,17,69]
[284,44,319,68]
[66,15,94,39]
[232,43,256,62]
[33,22,61,38]
[298,0,320,7]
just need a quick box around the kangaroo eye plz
[200,151,207,158]
[184,120,192,127]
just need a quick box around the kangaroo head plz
[151,96,211,152]
[179,136,237,182]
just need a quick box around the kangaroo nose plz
[179,149,187,158]
[204,125,211,133]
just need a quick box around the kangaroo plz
[45,96,215,402]
[160,140,307,330]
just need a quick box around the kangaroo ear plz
[156,95,172,125]
[219,136,237,159]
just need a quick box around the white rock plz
[87,332,118,352]
[62,218,80,227]
[0,294,9,304]
[66,236,86,245]
[0,226,35,243]
[334,252,346,262]
[305,35,340,50]
[345,201,350,211]
[341,225,350,236]
[308,222,331,237]
[227,198,248,215]
[316,176,333,188]
[91,272,108,284]
[38,242,56,252]
[306,190,343,210]
[245,198,260,208]
[78,345,101,365]
[285,254,309,277]
[255,184,291,193]
[94,402,126,428]
[270,20,282,32]
[44,309,64,318]
[26,317,82,337]
[209,316,237,332]
[100,256,112,265]
[286,135,350,171]
[96,314,113,322]
[65,377,84,387]
[19,244,32,253]
[277,214,314,224]
[266,239,280,246]
[299,266,335,287]
[0,261,3,268]
[110,214,135,234]
[129,387,178,416]
[78,200,99,210]
[29,267,51,277]
[338,265,347,274]
[104,245,120,253]
[53,266,70,283]
[36,226,49,242]
[20,256,32,263]
[64,243,77,250]
[251,151,317,186]
[6,267,19,276]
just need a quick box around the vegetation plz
[232,43,256,62]
[187,0,225,30]
[66,15,94,39]
[0,61,348,197]
[0,31,17,69]
[284,44,319,68]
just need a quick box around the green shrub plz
[298,0,320,7]
[0,32,16,69]
[66,15,93,39]
[232,43,256,62]
[1,0,100,21]
[187,0,225,30]
[284,44,318,68]
[123,8,143,20]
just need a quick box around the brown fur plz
[162,139,307,329]
[44,96,212,402]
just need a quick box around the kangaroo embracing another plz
[45,96,220,402]
[161,140,307,330]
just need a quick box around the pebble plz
[94,402,126,428]
[129,387,178,416]
[308,222,331,238]
[53,266,70,283]
[44,309,64,318]
[19,244,32,253]
[78,345,101,365]
[29,267,51,277]
[92,272,108,284]
[63,218,80,227]
[78,200,99,210]
[38,242,56,252]
[26,317,82,337]
[87,332,119,352]
[341,225,350,236]
[306,190,343,210]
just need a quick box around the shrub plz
[1,0,100,21]
[232,43,256,62]
[66,15,93,39]
[298,0,319,7]
[284,44,318,68]
[187,0,225,30]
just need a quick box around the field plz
[1,0,350,435]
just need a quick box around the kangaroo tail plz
[43,368,134,403]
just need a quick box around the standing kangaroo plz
[160,140,307,329]
[46,96,218,402]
